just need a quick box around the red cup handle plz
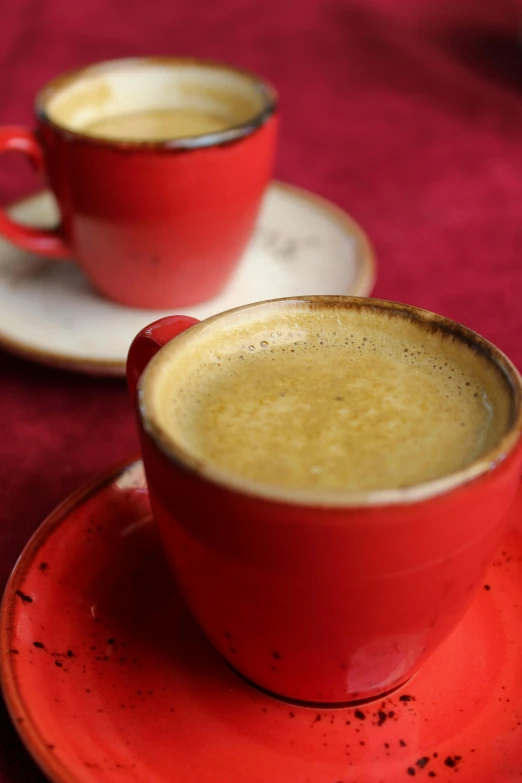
[0,126,70,258]
[126,315,200,401]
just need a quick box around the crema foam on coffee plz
[146,304,512,493]
[82,107,231,141]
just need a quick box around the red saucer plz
[1,459,522,783]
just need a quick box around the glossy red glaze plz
[0,58,278,309]
[2,459,522,783]
[127,301,522,704]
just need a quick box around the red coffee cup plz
[0,57,278,308]
[127,297,522,704]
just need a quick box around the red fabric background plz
[1,0,522,778]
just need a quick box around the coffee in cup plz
[81,108,232,141]
[149,303,510,494]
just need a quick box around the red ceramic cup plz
[0,57,277,308]
[127,296,522,704]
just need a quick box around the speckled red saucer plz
[1,459,522,783]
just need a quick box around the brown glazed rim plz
[35,56,278,151]
[0,183,376,375]
[139,295,522,508]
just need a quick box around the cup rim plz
[138,296,522,508]
[35,56,278,151]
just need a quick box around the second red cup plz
[0,57,278,308]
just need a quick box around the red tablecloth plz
[1,0,522,779]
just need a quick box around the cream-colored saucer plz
[0,181,375,375]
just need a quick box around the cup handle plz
[0,126,71,258]
[126,315,200,401]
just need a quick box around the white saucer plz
[0,181,375,375]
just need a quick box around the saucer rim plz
[0,457,140,783]
[0,181,376,376]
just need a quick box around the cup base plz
[224,659,412,708]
